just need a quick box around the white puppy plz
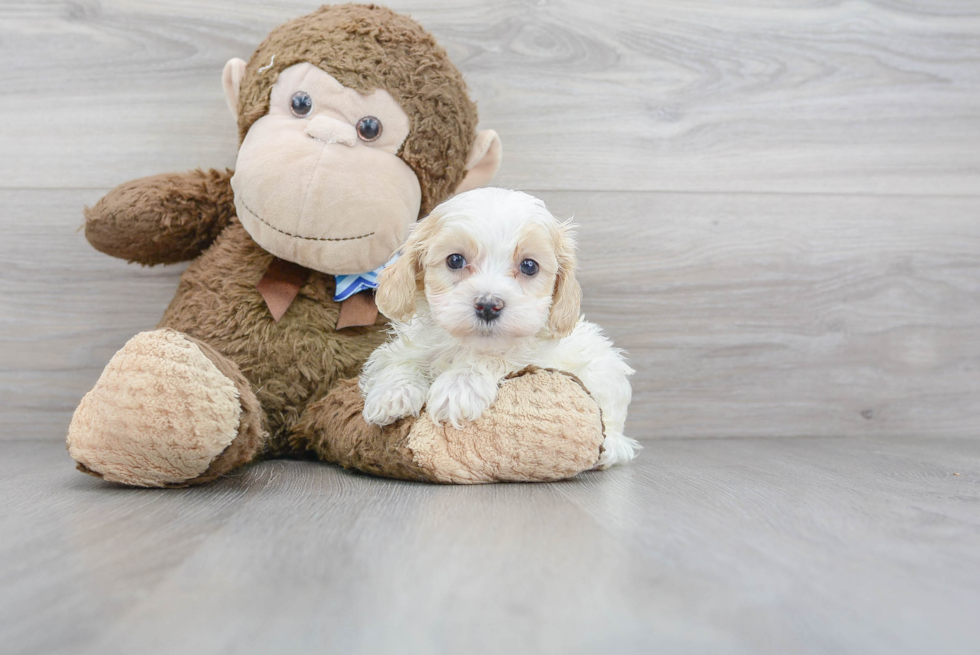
[360,188,639,469]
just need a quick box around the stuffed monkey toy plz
[67,4,604,487]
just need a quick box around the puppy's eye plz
[446,254,466,270]
[356,116,382,141]
[290,91,313,117]
[519,259,539,276]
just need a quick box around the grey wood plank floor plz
[3,3,979,652]
[3,0,980,439]
[4,188,979,439]
[1,438,978,654]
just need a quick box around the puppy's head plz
[376,188,581,342]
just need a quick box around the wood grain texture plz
[0,189,187,440]
[3,4,978,653]
[536,190,980,438]
[4,189,978,440]
[1,1,978,439]
[0,0,978,193]
[1,439,977,654]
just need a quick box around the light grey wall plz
[2,0,978,440]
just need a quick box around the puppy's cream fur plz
[361,188,639,469]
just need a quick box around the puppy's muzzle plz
[474,295,505,323]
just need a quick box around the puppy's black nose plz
[475,296,504,322]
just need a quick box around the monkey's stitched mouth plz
[240,199,375,242]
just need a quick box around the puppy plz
[360,188,639,469]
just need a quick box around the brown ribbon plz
[257,257,378,329]
[336,290,379,330]
[257,257,310,323]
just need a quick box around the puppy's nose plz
[475,296,505,323]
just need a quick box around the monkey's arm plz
[84,169,236,265]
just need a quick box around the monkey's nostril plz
[305,116,357,147]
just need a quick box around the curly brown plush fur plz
[180,334,268,483]
[158,219,389,455]
[85,169,236,265]
[238,4,478,216]
[67,4,603,487]
[295,368,604,484]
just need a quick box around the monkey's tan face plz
[231,63,422,275]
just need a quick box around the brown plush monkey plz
[67,4,603,487]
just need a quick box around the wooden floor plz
[2,0,979,440]
[1,438,978,654]
[2,2,979,652]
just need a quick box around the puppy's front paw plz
[595,432,641,470]
[362,382,427,426]
[427,369,499,429]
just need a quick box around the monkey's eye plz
[356,116,382,141]
[446,254,466,270]
[290,92,313,117]
[519,259,539,276]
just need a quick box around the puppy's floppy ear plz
[376,213,442,321]
[375,254,417,321]
[548,221,582,339]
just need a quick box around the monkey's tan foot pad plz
[303,367,604,484]
[67,329,259,487]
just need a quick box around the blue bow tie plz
[333,253,400,302]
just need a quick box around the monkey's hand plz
[84,168,236,265]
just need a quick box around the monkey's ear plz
[454,130,503,195]
[222,58,247,121]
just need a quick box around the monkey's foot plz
[67,329,265,487]
[295,367,604,484]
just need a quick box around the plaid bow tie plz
[333,253,400,302]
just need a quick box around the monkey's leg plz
[67,329,266,487]
[292,367,604,484]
